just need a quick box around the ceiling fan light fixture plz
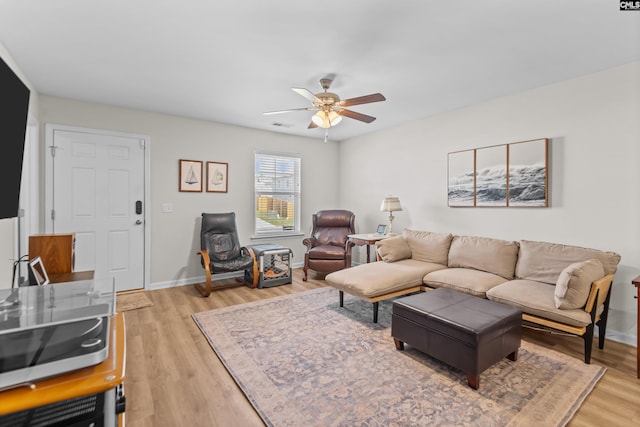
[311,111,329,127]
[328,110,342,126]
[312,110,342,128]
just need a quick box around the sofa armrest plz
[584,273,615,314]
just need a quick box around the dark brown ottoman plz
[391,288,521,389]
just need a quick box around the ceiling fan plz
[264,76,386,131]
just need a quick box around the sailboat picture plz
[179,159,203,192]
[207,161,228,193]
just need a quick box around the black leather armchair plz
[196,212,254,297]
[302,209,356,281]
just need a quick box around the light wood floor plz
[122,269,640,426]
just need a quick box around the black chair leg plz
[597,320,607,349]
[373,302,379,323]
[583,324,594,364]
[339,290,344,307]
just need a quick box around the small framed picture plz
[207,161,229,193]
[29,256,50,286]
[179,159,203,192]
[377,224,387,235]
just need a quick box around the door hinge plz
[51,209,55,221]
[139,139,146,149]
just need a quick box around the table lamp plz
[380,197,402,235]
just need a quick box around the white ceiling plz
[1,1,639,142]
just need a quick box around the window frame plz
[253,150,302,238]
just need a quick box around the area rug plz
[192,288,605,427]
[116,291,153,312]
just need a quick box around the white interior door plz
[46,125,147,292]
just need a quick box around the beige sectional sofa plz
[325,229,621,363]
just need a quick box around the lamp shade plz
[380,197,402,212]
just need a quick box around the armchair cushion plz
[204,233,239,262]
[308,245,346,260]
[312,210,355,247]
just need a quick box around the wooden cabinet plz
[28,233,75,275]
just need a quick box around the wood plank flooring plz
[122,269,640,426]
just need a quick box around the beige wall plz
[38,97,341,287]
[339,62,640,341]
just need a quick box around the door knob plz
[135,220,143,225]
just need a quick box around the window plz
[254,151,301,236]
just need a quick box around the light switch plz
[162,203,174,213]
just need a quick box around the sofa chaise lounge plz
[325,229,621,363]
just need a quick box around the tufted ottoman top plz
[392,288,522,347]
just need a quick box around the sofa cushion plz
[325,259,446,299]
[423,268,509,298]
[447,235,519,279]
[376,236,411,262]
[554,259,605,309]
[515,240,621,285]
[402,229,453,265]
[486,279,593,328]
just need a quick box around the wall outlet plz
[161,203,174,213]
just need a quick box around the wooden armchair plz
[196,212,254,297]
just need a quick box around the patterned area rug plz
[116,291,153,312]
[193,288,605,427]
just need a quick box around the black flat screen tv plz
[0,56,31,220]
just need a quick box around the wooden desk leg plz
[366,245,371,263]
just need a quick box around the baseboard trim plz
[149,262,305,290]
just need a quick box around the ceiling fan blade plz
[307,121,318,129]
[338,93,386,107]
[338,109,377,123]
[292,87,321,103]
[263,107,314,115]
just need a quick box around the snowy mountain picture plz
[448,139,548,207]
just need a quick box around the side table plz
[632,275,640,379]
[347,233,388,263]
